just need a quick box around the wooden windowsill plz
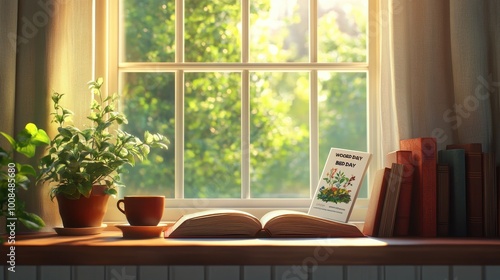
[3,228,500,266]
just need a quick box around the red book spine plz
[385,150,414,236]
[447,143,484,237]
[400,137,437,237]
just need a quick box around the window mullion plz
[241,0,250,199]
[241,70,250,199]
[309,0,319,198]
[241,0,249,64]
[310,0,318,63]
[175,0,185,198]
[310,70,319,199]
[175,70,184,199]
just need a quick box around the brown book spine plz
[437,164,450,237]
[498,166,500,237]
[363,168,391,237]
[447,143,483,237]
[482,153,497,237]
[385,150,414,236]
[378,163,404,237]
[400,137,437,237]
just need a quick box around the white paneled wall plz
[2,265,500,280]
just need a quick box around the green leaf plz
[18,163,36,177]
[52,185,80,200]
[24,123,38,136]
[58,127,73,139]
[0,149,9,165]
[17,212,45,230]
[15,174,30,190]
[0,131,16,149]
[140,145,150,156]
[16,144,35,158]
[90,99,100,110]
[31,128,50,145]
[144,131,154,144]
[77,182,93,198]
[62,109,74,118]
[104,188,118,196]
[96,77,104,86]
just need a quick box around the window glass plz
[185,0,241,62]
[250,0,309,62]
[250,72,310,198]
[318,0,367,62]
[318,72,367,196]
[184,72,242,198]
[121,0,175,62]
[119,72,176,197]
[117,0,371,200]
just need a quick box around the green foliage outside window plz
[119,0,368,198]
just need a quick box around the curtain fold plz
[380,0,499,160]
[485,0,500,162]
[0,0,93,230]
[450,0,492,149]
[0,0,18,139]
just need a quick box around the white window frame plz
[93,0,381,222]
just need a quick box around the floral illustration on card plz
[316,167,355,204]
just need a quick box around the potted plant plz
[38,78,169,228]
[1,123,49,233]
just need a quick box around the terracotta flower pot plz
[56,185,110,228]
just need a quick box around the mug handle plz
[117,199,126,214]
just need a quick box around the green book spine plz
[438,149,467,237]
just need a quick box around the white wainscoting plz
[2,265,500,280]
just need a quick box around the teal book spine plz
[437,149,467,237]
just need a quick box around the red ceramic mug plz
[117,195,165,226]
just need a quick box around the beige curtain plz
[380,0,500,162]
[0,0,93,230]
[0,1,18,138]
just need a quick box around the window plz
[95,0,379,220]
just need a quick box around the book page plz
[166,209,262,237]
[308,148,371,223]
[260,209,308,228]
[260,209,364,237]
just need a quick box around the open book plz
[165,209,364,238]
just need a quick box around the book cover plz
[437,149,467,237]
[378,163,404,237]
[308,148,372,223]
[436,164,450,237]
[447,143,483,237]
[363,168,390,236]
[399,137,437,237]
[385,150,414,236]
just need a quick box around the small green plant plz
[316,168,354,204]
[38,78,169,200]
[0,123,49,231]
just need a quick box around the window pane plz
[119,73,176,197]
[184,73,241,198]
[250,0,309,62]
[184,0,241,62]
[318,72,367,197]
[318,0,367,62]
[250,72,310,198]
[120,0,175,62]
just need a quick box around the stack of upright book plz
[364,137,498,238]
